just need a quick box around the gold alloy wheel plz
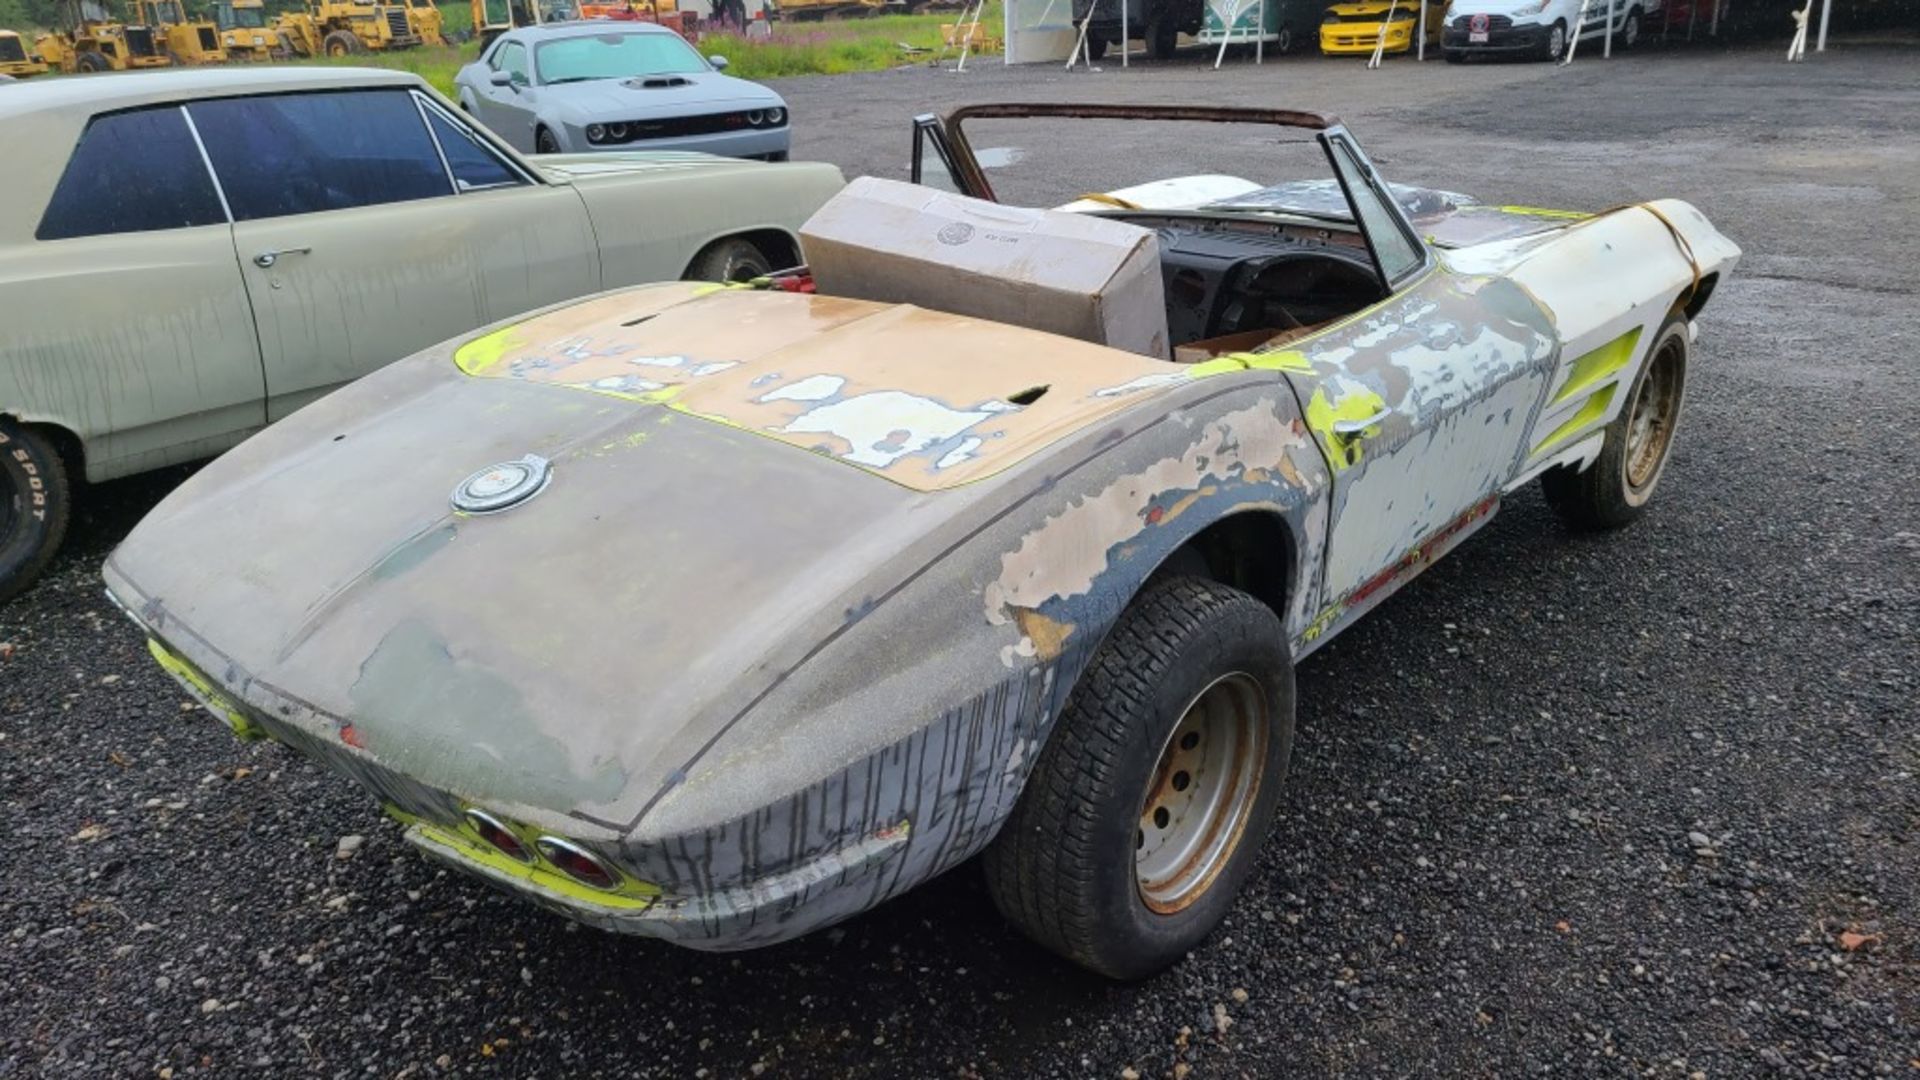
[1135,672,1268,915]
[1624,332,1685,495]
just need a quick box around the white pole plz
[1602,0,1612,57]
[1815,0,1830,50]
[1416,0,1426,58]
[1708,0,1720,36]
[1213,0,1236,66]
[1065,10,1091,67]
[1367,0,1394,66]
[1786,0,1808,59]
[1255,0,1263,62]
[1121,0,1129,64]
[1562,0,1588,63]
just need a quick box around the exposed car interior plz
[899,107,1405,363]
[1104,211,1386,354]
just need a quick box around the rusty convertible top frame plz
[927,103,1342,207]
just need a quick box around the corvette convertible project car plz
[105,104,1738,979]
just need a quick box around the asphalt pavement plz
[3,39,1917,1079]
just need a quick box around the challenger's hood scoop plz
[624,74,692,89]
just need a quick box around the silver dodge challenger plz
[454,22,790,160]
[106,105,1738,980]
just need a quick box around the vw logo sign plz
[936,222,975,246]
[451,454,552,515]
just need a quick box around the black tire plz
[322,30,363,56]
[1273,23,1294,52]
[1541,18,1566,59]
[1084,33,1108,60]
[984,576,1295,980]
[75,50,112,72]
[683,237,775,282]
[1541,312,1690,530]
[535,126,561,154]
[763,150,790,162]
[0,420,73,605]
[1148,16,1178,58]
[1615,6,1641,48]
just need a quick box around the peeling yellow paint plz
[452,326,527,376]
[1550,326,1642,407]
[1185,349,1315,378]
[1304,382,1387,472]
[1531,383,1617,457]
[148,638,265,741]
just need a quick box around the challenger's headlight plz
[585,122,606,143]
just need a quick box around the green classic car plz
[0,67,843,601]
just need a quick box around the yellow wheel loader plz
[0,29,52,76]
[274,0,423,57]
[132,0,227,63]
[35,0,173,71]
[210,0,284,59]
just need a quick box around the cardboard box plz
[800,176,1169,359]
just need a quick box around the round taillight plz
[536,836,619,891]
[463,808,532,864]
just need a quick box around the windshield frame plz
[920,103,1434,295]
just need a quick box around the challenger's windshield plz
[535,31,707,85]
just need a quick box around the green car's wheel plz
[1542,311,1690,530]
[985,575,1294,980]
[684,238,774,283]
[0,419,71,605]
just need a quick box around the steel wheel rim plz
[1624,333,1683,494]
[1136,672,1267,915]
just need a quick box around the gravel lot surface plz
[4,40,1917,1080]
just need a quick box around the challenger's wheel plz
[984,576,1294,980]
[0,420,72,605]
[1542,312,1689,530]
[684,237,774,283]
[535,126,561,153]
[322,30,363,56]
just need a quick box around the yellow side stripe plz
[1551,327,1642,407]
[1531,384,1617,458]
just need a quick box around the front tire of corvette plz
[0,419,72,605]
[1542,311,1689,530]
[984,576,1294,980]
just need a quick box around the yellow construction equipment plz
[274,0,424,56]
[469,0,575,47]
[209,0,283,59]
[0,29,52,76]
[132,0,227,62]
[404,0,447,44]
[35,0,173,72]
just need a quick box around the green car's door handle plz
[253,247,312,269]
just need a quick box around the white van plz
[1441,0,1656,60]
